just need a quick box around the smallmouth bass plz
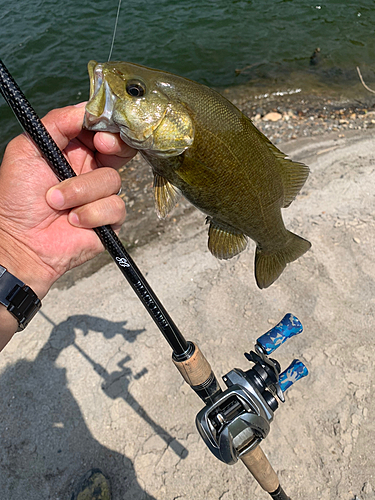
[84,61,311,288]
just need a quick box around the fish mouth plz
[83,63,120,133]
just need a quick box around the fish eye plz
[126,80,146,97]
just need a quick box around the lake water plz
[1,0,375,156]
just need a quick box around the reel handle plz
[279,359,308,393]
[256,314,303,355]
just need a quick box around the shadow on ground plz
[0,314,187,499]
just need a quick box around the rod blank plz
[0,59,188,356]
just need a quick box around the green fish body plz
[84,61,311,288]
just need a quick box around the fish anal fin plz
[255,231,311,289]
[153,173,181,219]
[207,218,248,260]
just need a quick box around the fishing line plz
[108,0,122,61]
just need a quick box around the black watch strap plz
[0,265,42,331]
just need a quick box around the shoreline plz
[225,83,375,144]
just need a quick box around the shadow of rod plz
[39,310,188,458]
[71,340,188,458]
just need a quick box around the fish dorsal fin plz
[249,121,309,208]
[153,173,181,219]
[207,218,248,259]
[266,142,310,208]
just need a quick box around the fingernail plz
[47,187,65,209]
[100,132,116,149]
[68,212,80,226]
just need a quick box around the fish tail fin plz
[255,231,311,289]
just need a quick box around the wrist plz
[0,305,19,350]
[0,232,55,301]
[0,246,46,349]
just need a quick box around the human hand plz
[0,103,136,301]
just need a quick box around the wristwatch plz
[0,265,42,331]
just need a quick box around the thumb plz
[40,103,87,151]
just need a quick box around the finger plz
[68,195,126,229]
[4,104,88,172]
[95,151,136,170]
[76,128,96,151]
[63,137,97,174]
[94,132,136,157]
[78,131,136,158]
[46,167,121,210]
[41,104,87,151]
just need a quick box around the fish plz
[84,60,311,289]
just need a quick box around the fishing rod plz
[0,59,307,500]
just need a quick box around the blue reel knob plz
[256,314,303,355]
[279,359,308,393]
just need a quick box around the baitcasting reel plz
[196,314,308,465]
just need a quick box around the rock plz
[310,47,321,66]
[362,482,373,494]
[263,112,282,122]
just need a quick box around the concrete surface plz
[0,130,374,500]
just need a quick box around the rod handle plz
[257,314,303,355]
[172,343,222,404]
[240,445,280,493]
[172,343,212,386]
[279,359,308,393]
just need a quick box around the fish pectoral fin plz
[207,218,248,259]
[255,231,311,289]
[266,142,310,208]
[154,174,181,219]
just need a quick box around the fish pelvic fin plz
[207,218,248,259]
[153,173,181,219]
[255,231,311,289]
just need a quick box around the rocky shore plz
[231,88,375,144]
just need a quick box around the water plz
[1,0,375,156]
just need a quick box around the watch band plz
[0,265,42,331]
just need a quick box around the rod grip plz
[240,445,280,493]
[172,343,212,386]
